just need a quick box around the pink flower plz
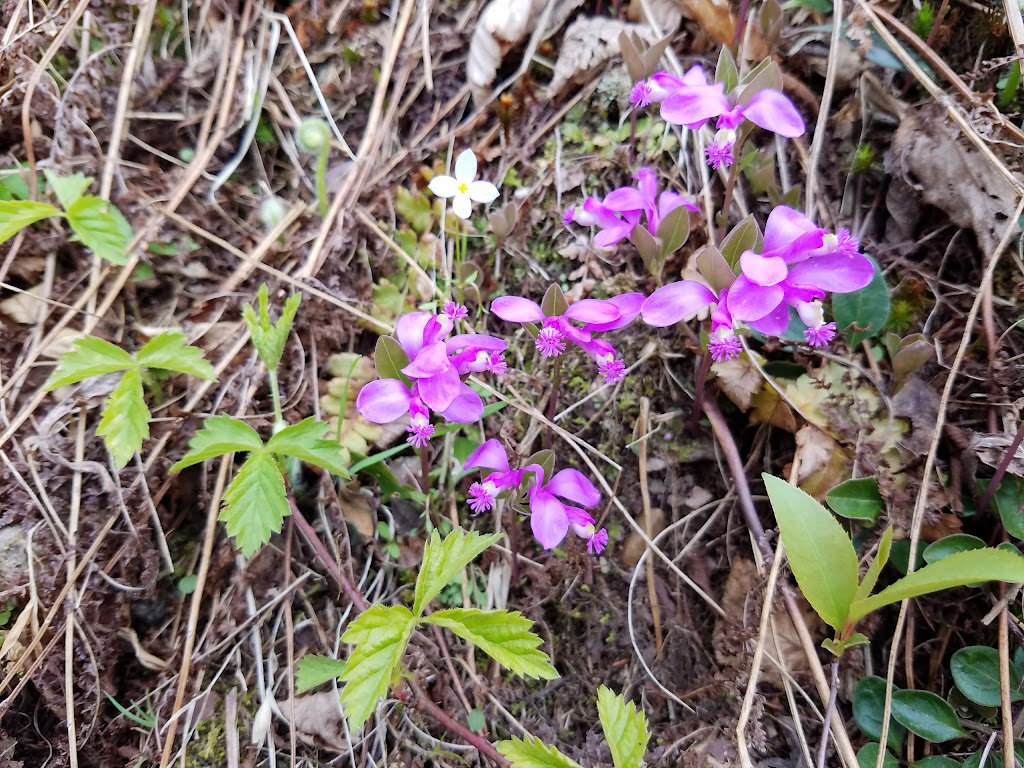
[464,439,526,513]
[601,167,699,235]
[357,378,482,447]
[641,281,742,363]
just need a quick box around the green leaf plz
[220,453,289,556]
[43,170,92,209]
[923,534,986,565]
[990,475,1024,541]
[763,474,859,631]
[170,415,265,471]
[857,742,899,768]
[656,204,689,258]
[826,477,884,524]
[632,224,663,280]
[854,527,894,605]
[241,284,302,372]
[714,46,740,94]
[295,655,349,693]
[596,686,650,768]
[0,200,59,244]
[0,168,31,201]
[413,529,502,617]
[496,736,583,768]
[832,255,890,346]
[848,548,1024,623]
[719,215,762,271]
[467,707,486,733]
[265,417,349,477]
[135,332,216,379]
[736,60,782,105]
[853,674,906,750]
[339,604,415,730]
[541,283,569,317]
[65,196,134,264]
[97,367,149,468]
[44,336,136,390]
[890,689,966,742]
[962,743,1024,768]
[423,608,558,680]
[950,645,1024,707]
[373,335,411,382]
[912,758,962,768]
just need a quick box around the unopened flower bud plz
[296,117,330,154]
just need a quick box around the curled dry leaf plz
[712,353,764,411]
[548,18,663,96]
[668,0,768,59]
[287,691,351,752]
[467,0,551,102]
[969,432,1024,477]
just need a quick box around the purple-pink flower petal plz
[465,438,511,473]
[726,274,786,322]
[402,341,452,378]
[762,206,819,255]
[564,299,620,324]
[491,296,545,323]
[585,292,646,332]
[660,83,730,128]
[416,366,462,412]
[786,251,875,294]
[602,187,646,212]
[546,468,601,507]
[356,379,413,423]
[742,89,805,138]
[529,491,570,549]
[745,301,792,335]
[395,312,434,357]
[739,250,788,287]
[641,281,718,327]
[439,383,484,423]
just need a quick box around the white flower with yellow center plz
[427,149,499,219]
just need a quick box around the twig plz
[977,420,1024,516]
[638,399,664,657]
[815,661,842,768]
[999,583,1015,768]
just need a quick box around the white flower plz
[427,149,499,219]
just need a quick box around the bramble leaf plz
[242,283,302,372]
[413,529,502,617]
[423,608,558,680]
[0,200,60,244]
[66,196,134,264]
[44,336,135,390]
[43,170,92,210]
[295,655,348,693]
[220,453,288,556]
[265,417,349,477]
[339,604,415,730]
[596,686,650,768]
[763,474,859,631]
[97,367,149,468]
[496,736,583,768]
[848,548,1024,622]
[170,415,265,471]
[136,332,216,380]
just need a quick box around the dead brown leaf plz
[288,691,350,753]
[713,354,763,411]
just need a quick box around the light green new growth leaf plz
[496,736,583,768]
[413,529,503,617]
[763,474,860,631]
[295,655,349,693]
[66,196,134,264]
[854,526,894,605]
[43,170,92,210]
[339,604,414,730]
[0,200,59,244]
[170,415,265,471]
[136,332,216,380]
[97,368,149,468]
[44,336,135,390]
[848,547,1024,623]
[220,453,289,557]
[265,417,349,478]
[596,686,650,768]
[242,284,302,372]
[423,608,558,679]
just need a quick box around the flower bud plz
[259,196,287,231]
[295,117,330,154]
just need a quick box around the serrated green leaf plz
[295,655,349,693]
[424,608,558,679]
[890,689,966,742]
[265,417,349,477]
[413,529,502,617]
[242,284,302,372]
[170,415,265,471]
[832,255,890,346]
[44,336,136,390]
[848,548,1024,623]
[221,452,289,556]
[950,645,1024,707]
[0,200,60,244]
[135,332,216,379]
[97,368,149,468]
[853,526,893,605]
[763,474,859,631]
[826,477,884,523]
[496,736,583,768]
[853,674,906,750]
[65,196,134,264]
[339,604,414,730]
[596,686,650,768]
[43,170,92,210]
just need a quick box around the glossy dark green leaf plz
[922,535,986,565]
[950,645,1024,707]
[890,689,966,742]
[832,254,890,346]
[826,477,883,524]
[853,675,906,750]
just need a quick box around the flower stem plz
[544,357,562,449]
[315,143,329,219]
[690,351,714,431]
[268,369,285,430]
[717,136,746,240]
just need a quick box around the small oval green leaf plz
[911,758,962,768]
[374,335,410,382]
[832,254,890,346]
[857,742,899,768]
[951,645,1024,707]
[826,477,884,523]
[853,675,906,750]
[890,689,966,743]
[922,535,986,565]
